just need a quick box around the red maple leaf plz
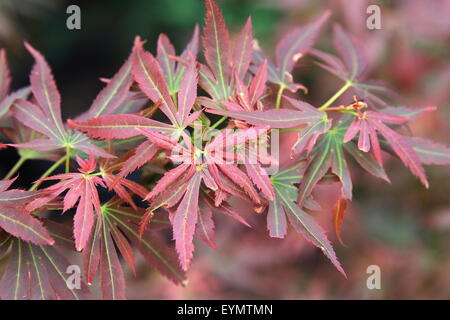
[343,106,429,187]
[0,177,54,245]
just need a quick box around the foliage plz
[0,0,449,299]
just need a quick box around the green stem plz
[65,146,71,173]
[319,80,352,110]
[338,110,358,116]
[4,156,27,180]
[29,155,67,191]
[171,92,178,109]
[280,128,302,133]
[209,116,228,130]
[275,84,286,109]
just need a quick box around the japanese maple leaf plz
[156,25,199,95]
[69,39,201,178]
[312,25,396,107]
[98,153,149,209]
[0,48,31,121]
[404,137,450,166]
[0,220,90,300]
[0,48,30,150]
[297,122,390,205]
[25,155,106,251]
[83,199,186,299]
[207,127,277,201]
[267,163,346,276]
[343,108,429,187]
[208,96,331,157]
[10,42,136,158]
[198,0,255,107]
[2,118,60,161]
[0,177,54,245]
[138,127,266,270]
[210,60,268,113]
[251,11,330,93]
[131,34,202,130]
[196,190,251,250]
[25,154,149,251]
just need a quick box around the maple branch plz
[210,115,228,130]
[275,84,286,109]
[319,80,352,110]
[3,156,27,180]
[323,106,358,116]
[29,155,68,191]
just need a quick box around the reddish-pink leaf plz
[0,207,54,245]
[24,42,66,140]
[202,0,231,98]
[216,163,261,204]
[381,106,437,121]
[405,137,450,166]
[0,189,40,206]
[0,49,11,101]
[145,164,190,201]
[0,177,16,192]
[374,121,428,187]
[277,186,346,276]
[0,239,89,300]
[76,53,134,121]
[173,172,202,271]
[118,140,160,178]
[343,110,428,187]
[204,193,251,227]
[111,208,187,285]
[197,200,216,249]
[288,202,346,277]
[267,193,287,238]
[332,197,348,246]
[100,223,126,300]
[13,99,62,141]
[232,17,253,80]
[9,139,61,152]
[73,181,96,251]
[179,25,200,66]
[132,37,180,125]
[157,33,176,90]
[344,142,390,182]
[332,25,368,81]
[276,11,331,80]
[207,108,323,129]
[26,158,105,251]
[178,58,198,125]
[245,163,275,200]
[248,60,267,107]
[83,219,101,285]
[109,219,136,274]
[68,114,172,140]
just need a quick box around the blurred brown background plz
[0,0,449,299]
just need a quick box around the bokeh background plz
[0,0,449,299]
